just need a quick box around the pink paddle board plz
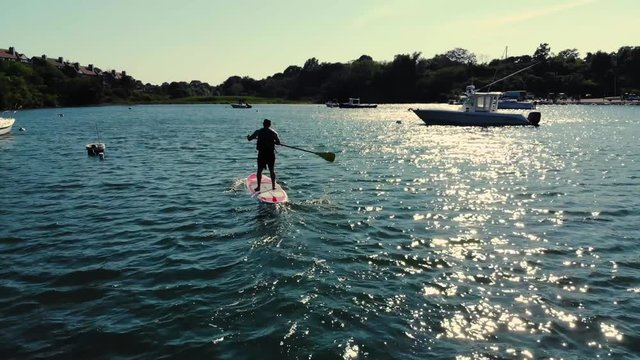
[246,173,288,204]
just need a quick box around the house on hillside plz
[0,47,19,61]
[32,55,67,69]
[16,52,30,63]
[67,62,83,75]
[79,64,99,76]
[65,62,99,77]
[103,69,127,81]
[3,46,135,84]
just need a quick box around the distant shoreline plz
[7,96,313,111]
[536,98,640,106]
[13,98,640,111]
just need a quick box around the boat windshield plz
[475,94,498,112]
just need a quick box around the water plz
[1,104,639,359]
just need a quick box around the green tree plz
[445,48,477,65]
[587,51,615,96]
[533,43,551,62]
[615,46,640,93]
[557,48,580,62]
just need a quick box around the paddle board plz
[246,173,288,204]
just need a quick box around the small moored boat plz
[339,98,377,109]
[0,116,15,135]
[497,91,536,110]
[86,143,106,156]
[411,85,540,127]
[86,124,106,157]
[231,100,252,109]
[498,98,536,110]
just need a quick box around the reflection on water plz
[331,105,639,358]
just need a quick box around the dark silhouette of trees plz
[587,51,615,96]
[376,52,422,102]
[616,46,640,95]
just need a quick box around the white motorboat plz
[497,90,536,109]
[231,102,252,109]
[0,116,15,135]
[339,98,377,108]
[411,85,540,126]
[498,98,536,110]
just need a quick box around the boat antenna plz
[478,62,538,91]
[487,46,510,92]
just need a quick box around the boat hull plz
[231,104,252,109]
[0,117,15,135]
[412,109,538,126]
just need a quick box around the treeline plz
[222,43,640,103]
[1,43,639,109]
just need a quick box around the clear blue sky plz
[1,0,637,85]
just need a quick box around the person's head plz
[263,119,271,128]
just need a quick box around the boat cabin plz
[462,85,500,113]
[346,98,361,105]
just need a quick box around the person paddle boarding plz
[247,119,281,192]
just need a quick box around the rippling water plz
[1,104,639,359]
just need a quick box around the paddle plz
[279,144,336,162]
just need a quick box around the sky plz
[1,0,637,85]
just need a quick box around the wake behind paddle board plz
[246,173,288,204]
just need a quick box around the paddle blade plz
[317,152,336,162]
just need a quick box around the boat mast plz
[488,46,509,92]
